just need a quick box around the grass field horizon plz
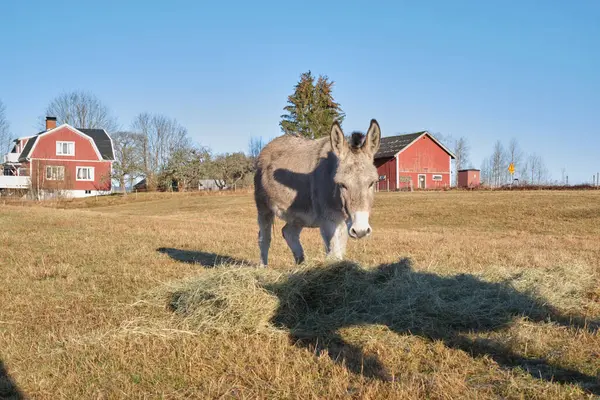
[1,191,599,399]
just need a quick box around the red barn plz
[374,131,455,191]
[0,117,114,198]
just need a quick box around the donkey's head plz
[330,119,381,239]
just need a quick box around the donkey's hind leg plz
[282,223,305,264]
[258,211,274,267]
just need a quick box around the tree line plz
[0,71,558,191]
[480,139,551,187]
[0,70,345,194]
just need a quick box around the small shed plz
[458,169,480,188]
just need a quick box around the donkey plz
[254,119,381,266]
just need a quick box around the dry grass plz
[1,190,599,399]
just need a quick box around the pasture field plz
[1,190,599,399]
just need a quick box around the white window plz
[56,141,75,156]
[76,166,94,181]
[432,175,443,181]
[46,166,64,180]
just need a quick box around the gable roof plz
[18,125,114,162]
[374,131,455,159]
[78,129,115,160]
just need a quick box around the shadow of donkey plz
[264,259,599,394]
[0,360,24,400]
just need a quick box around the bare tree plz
[453,137,470,186]
[41,90,119,132]
[480,157,492,186]
[248,136,265,160]
[526,154,550,185]
[111,131,145,195]
[490,141,507,187]
[0,100,12,154]
[507,138,524,182]
[131,112,190,190]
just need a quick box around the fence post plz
[387,179,390,192]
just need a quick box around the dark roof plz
[374,131,456,159]
[18,127,114,162]
[18,136,39,162]
[134,178,146,188]
[79,129,114,160]
[458,168,480,172]
[374,132,426,158]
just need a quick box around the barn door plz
[418,174,426,189]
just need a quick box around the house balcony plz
[3,153,20,164]
[0,175,30,189]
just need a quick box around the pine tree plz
[280,71,345,139]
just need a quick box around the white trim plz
[393,131,456,159]
[76,166,95,181]
[418,174,427,189]
[28,158,112,163]
[33,189,111,199]
[398,170,450,175]
[107,132,116,162]
[395,155,399,190]
[26,124,104,161]
[449,156,452,187]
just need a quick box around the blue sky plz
[1,0,599,183]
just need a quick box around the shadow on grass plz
[0,360,24,400]
[265,259,600,394]
[165,251,600,394]
[157,247,252,267]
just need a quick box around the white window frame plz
[432,174,443,181]
[56,141,75,156]
[46,166,65,181]
[76,166,95,181]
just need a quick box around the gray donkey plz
[254,119,381,266]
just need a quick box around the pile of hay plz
[155,259,598,339]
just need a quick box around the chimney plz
[45,116,57,131]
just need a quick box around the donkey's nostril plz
[349,227,358,238]
[366,226,372,236]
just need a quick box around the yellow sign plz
[508,163,515,175]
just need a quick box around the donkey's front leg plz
[319,220,349,261]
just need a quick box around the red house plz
[374,131,455,191]
[0,117,114,198]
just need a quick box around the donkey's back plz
[254,134,328,226]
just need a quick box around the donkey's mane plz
[350,131,366,151]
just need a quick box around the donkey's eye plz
[369,180,377,188]
[338,183,347,190]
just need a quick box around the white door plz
[418,174,426,189]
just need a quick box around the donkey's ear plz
[330,121,348,158]
[364,119,381,156]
